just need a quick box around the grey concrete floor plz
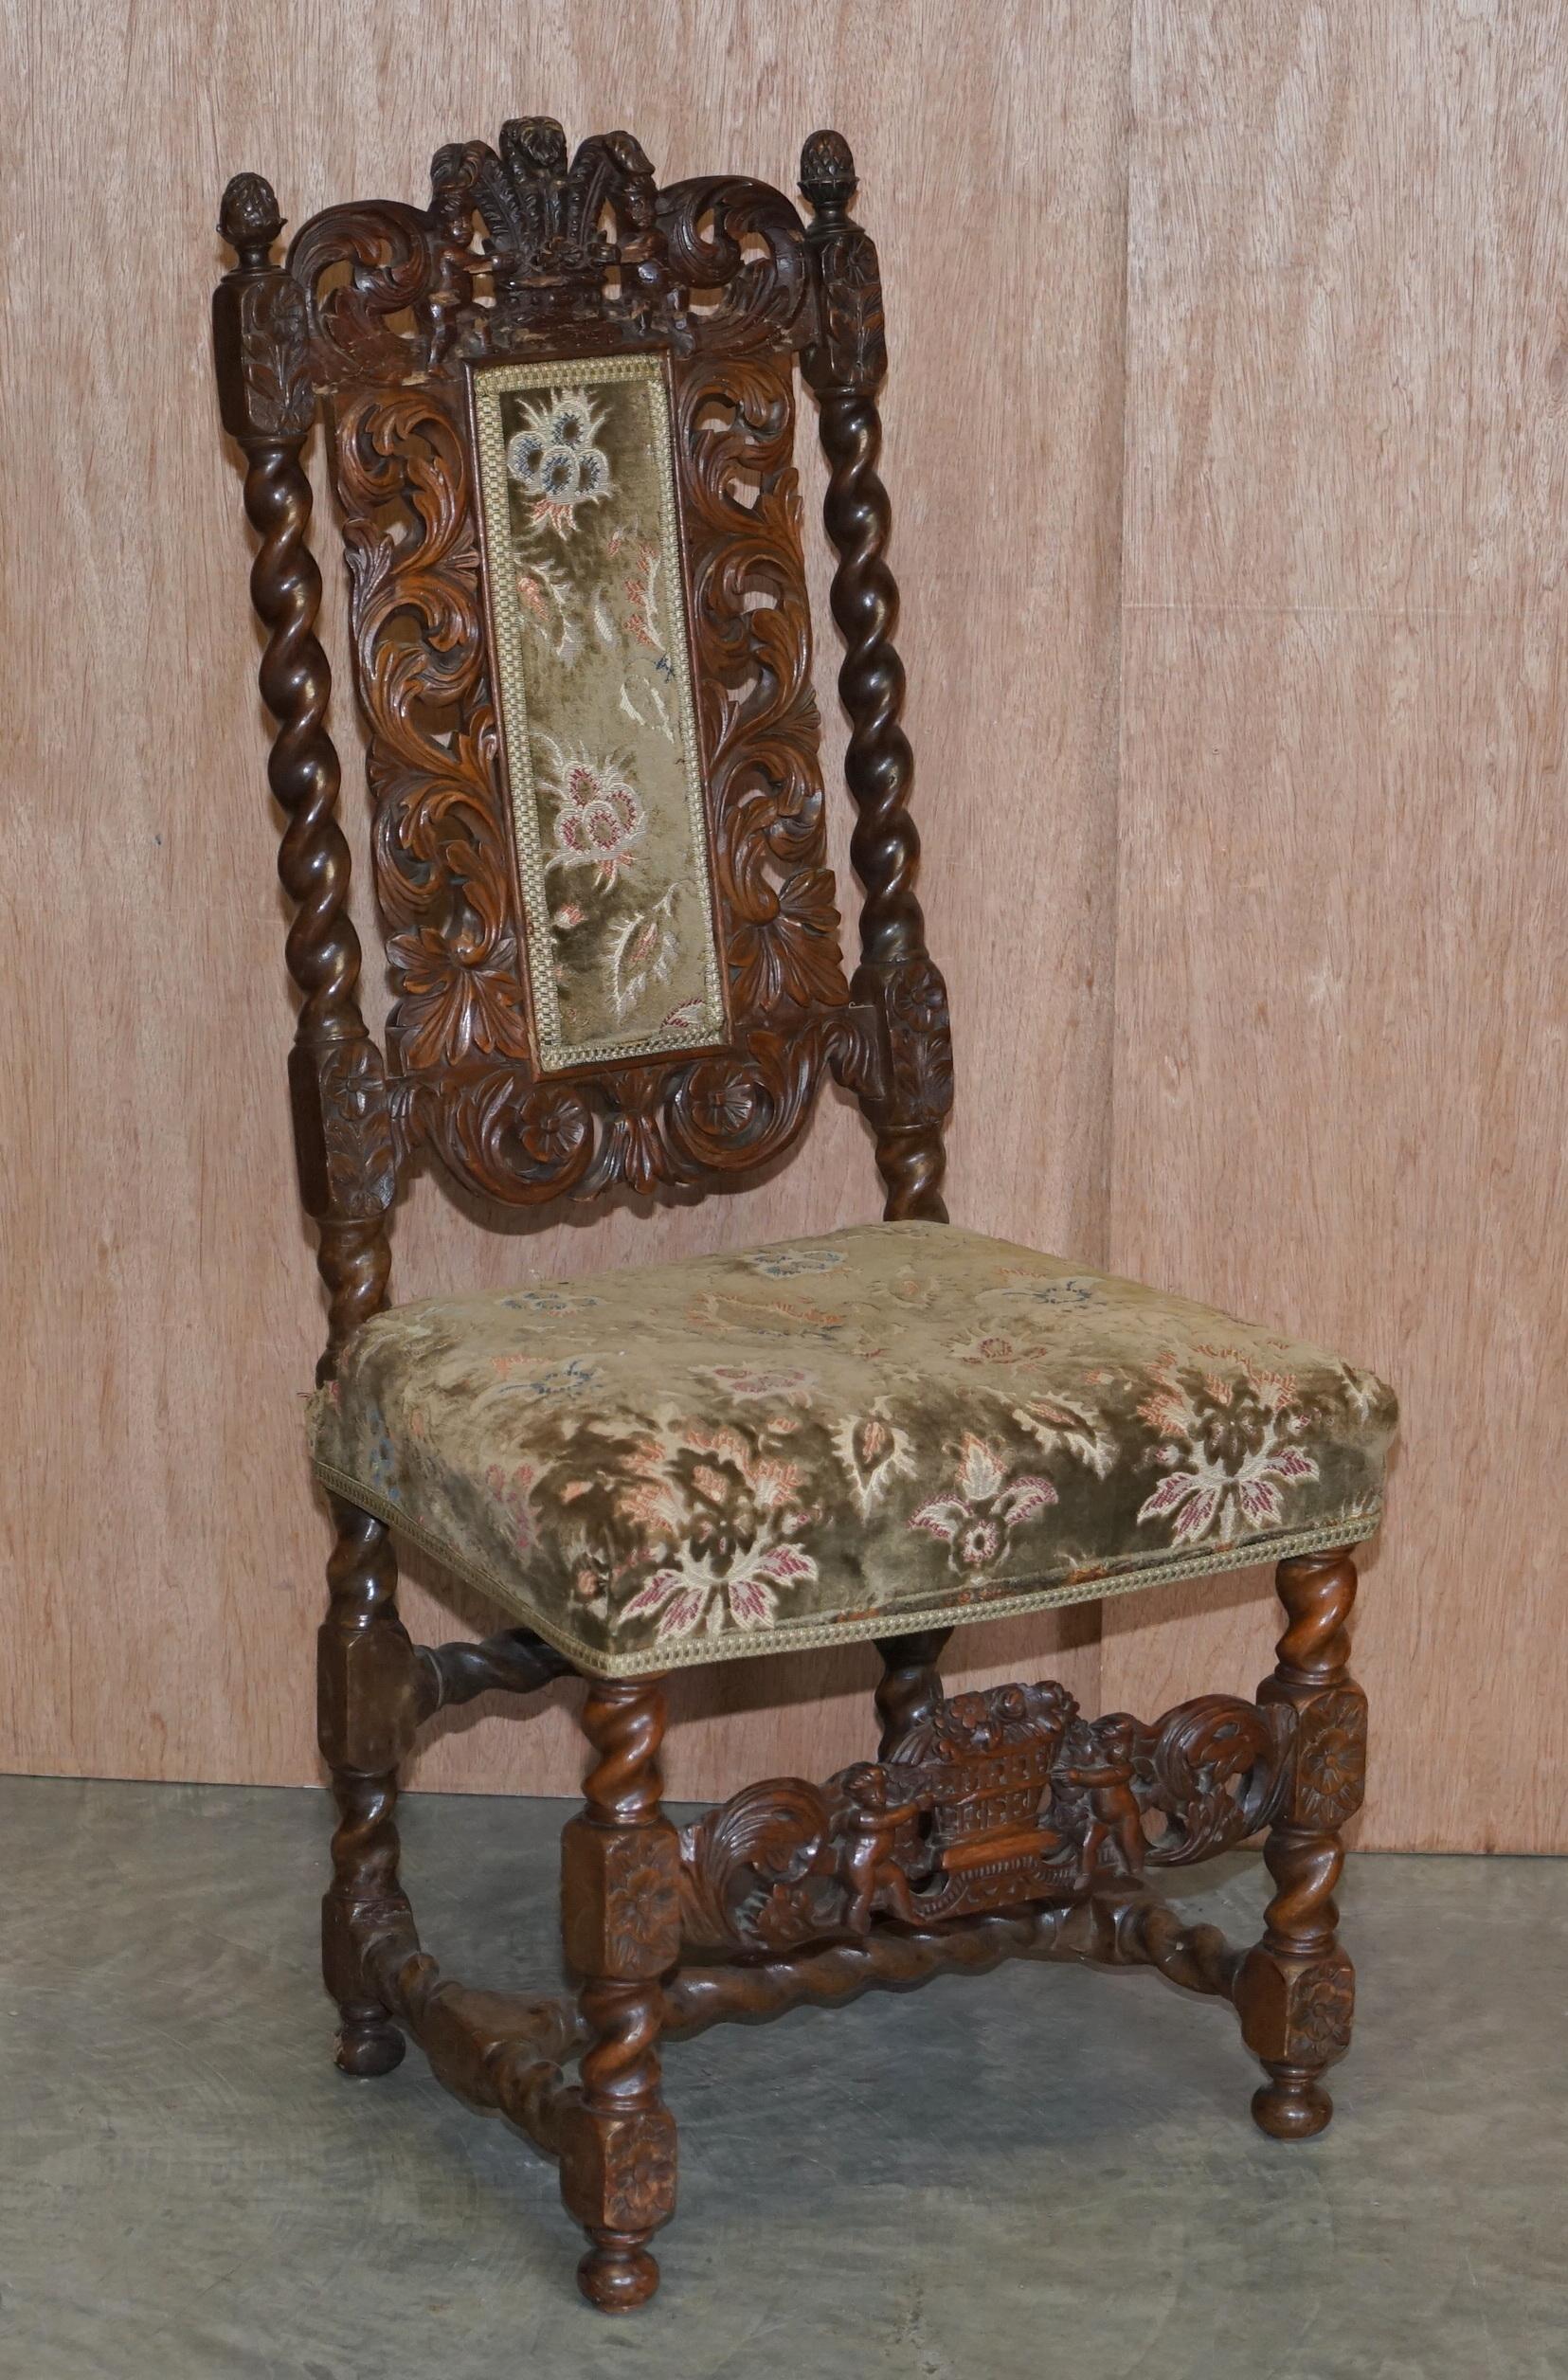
[0,1776,1562,2380]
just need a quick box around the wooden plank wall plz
[3,1,1562,1848]
[1102,1,1568,1853]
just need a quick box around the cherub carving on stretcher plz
[836,1762,928,1930]
[1055,1714,1148,1886]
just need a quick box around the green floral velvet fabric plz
[308,1222,1397,1677]
[473,354,726,1072]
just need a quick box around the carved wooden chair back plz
[213,122,953,1374]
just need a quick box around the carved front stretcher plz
[678,1684,1289,1953]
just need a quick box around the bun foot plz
[1253,2064,1333,2139]
[577,2233,660,2312]
[334,2008,406,2077]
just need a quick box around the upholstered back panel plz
[280,126,874,1205]
[473,353,724,1071]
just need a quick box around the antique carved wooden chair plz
[212,121,1397,2312]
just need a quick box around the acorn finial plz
[219,171,284,266]
[801,129,857,212]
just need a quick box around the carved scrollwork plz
[677,1776,849,1955]
[275,127,863,1208]
[1122,1693,1294,1866]
[658,177,811,355]
[289,129,811,385]
[289,200,442,388]
[674,353,852,1031]
[677,1678,1296,1957]
[333,380,532,1077]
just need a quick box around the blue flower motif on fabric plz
[506,388,612,541]
[994,1279,1099,1309]
[499,1289,604,1316]
[741,1246,849,1279]
[364,1413,400,1497]
[490,1357,605,1402]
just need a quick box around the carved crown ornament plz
[215,117,829,391]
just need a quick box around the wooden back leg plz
[874,1628,950,1752]
[317,1500,418,2076]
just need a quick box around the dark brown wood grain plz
[559,1677,680,2311]
[675,1675,1290,1956]
[214,122,1374,2315]
[801,131,953,1221]
[873,1627,951,1756]
[315,1500,414,2079]
[1235,1547,1364,2137]
[661,1885,1242,2038]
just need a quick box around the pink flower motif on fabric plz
[537,742,645,892]
[622,1540,817,1640]
[484,1460,538,1551]
[910,1434,1058,1576]
[696,1363,817,1406]
[623,538,664,650]
[948,1331,1052,1367]
[831,1404,916,1516]
[1134,1356,1319,1545]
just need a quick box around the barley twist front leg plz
[559,1677,680,2311]
[1236,1548,1366,2138]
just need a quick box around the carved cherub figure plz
[837,1763,926,1932]
[1056,1715,1146,1886]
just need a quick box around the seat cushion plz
[308,1221,1397,1676]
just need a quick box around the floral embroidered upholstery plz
[310,1223,1397,1676]
[473,353,727,1071]
[311,1224,1396,1676]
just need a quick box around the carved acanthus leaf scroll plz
[676,1681,1294,1956]
[1120,1693,1292,1866]
[280,124,871,1206]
